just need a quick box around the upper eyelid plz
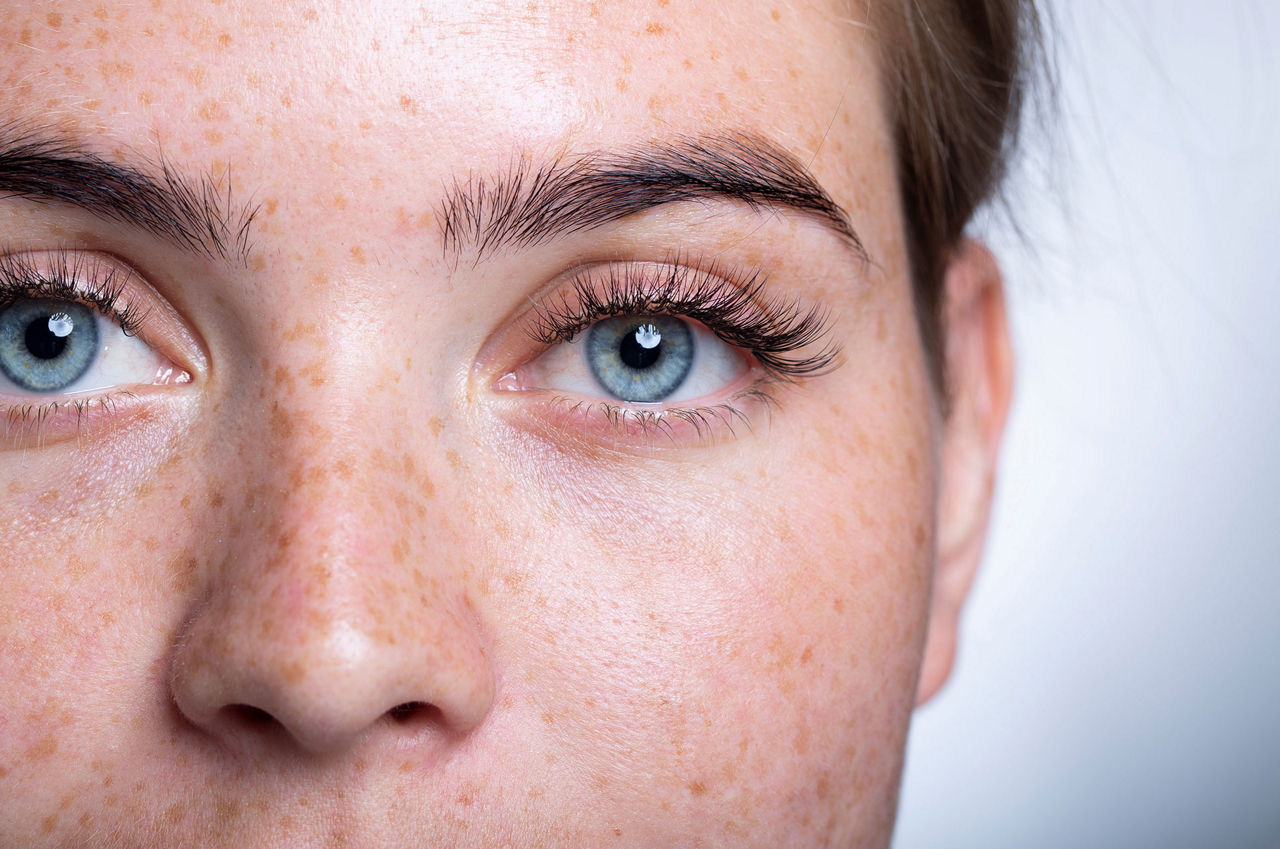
[0,249,142,328]
[526,259,841,379]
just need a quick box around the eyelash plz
[530,260,839,380]
[0,250,146,333]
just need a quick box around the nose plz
[169,408,494,757]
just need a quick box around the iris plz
[586,316,694,402]
[0,299,100,392]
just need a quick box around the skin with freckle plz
[0,1,1014,847]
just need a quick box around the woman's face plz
[0,1,1004,846]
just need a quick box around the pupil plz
[619,325,661,370]
[25,315,69,360]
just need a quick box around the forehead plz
[1,1,894,256]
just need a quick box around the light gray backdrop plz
[895,2,1280,847]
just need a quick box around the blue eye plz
[586,316,694,402]
[0,299,100,392]
[519,313,751,406]
[0,294,174,399]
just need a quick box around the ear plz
[915,239,1014,707]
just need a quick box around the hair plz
[872,0,1042,394]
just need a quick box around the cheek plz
[474,388,936,843]
[0,415,204,826]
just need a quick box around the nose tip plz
[170,581,495,758]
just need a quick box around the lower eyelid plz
[493,383,779,452]
[0,390,155,447]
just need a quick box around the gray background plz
[895,2,1280,847]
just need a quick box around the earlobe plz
[916,239,1013,707]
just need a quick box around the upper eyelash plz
[529,260,841,379]
[0,249,148,336]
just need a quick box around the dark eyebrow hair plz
[0,124,257,261]
[439,132,867,263]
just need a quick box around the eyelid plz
[523,258,839,381]
[0,248,207,379]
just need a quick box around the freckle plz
[270,403,294,439]
[800,645,813,664]
[209,490,225,508]
[169,557,197,591]
[688,780,708,796]
[27,735,58,760]
[771,8,781,21]
[445,449,463,471]
[280,659,305,684]
[204,129,224,144]
[299,361,326,387]
[217,32,231,48]
[350,245,366,264]
[46,11,63,27]
[215,797,241,825]
[428,416,444,436]
[615,78,627,93]
[41,813,58,834]
[263,197,279,215]
[399,95,418,114]
[644,21,666,35]
[832,597,845,613]
[284,321,320,342]
[301,8,319,21]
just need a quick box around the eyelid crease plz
[528,257,842,381]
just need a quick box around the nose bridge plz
[253,296,439,570]
[169,311,493,756]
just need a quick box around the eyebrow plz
[0,125,257,262]
[439,132,867,263]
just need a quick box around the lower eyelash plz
[530,259,840,382]
[545,385,779,446]
[0,392,137,446]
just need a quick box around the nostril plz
[387,701,439,725]
[225,703,278,729]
